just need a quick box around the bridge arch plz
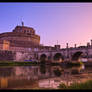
[40,54,47,61]
[71,51,83,61]
[53,53,64,62]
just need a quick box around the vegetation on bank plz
[0,60,84,66]
[0,60,58,66]
[0,61,39,66]
[58,80,92,89]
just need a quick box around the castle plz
[0,22,43,61]
[0,22,40,53]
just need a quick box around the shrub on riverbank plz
[68,80,92,89]
[58,83,67,88]
[58,80,92,89]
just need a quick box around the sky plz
[0,3,92,48]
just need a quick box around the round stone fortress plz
[0,22,40,52]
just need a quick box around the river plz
[0,64,92,89]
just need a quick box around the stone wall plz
[0,50,16,61]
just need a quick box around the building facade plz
[0,23,40,52]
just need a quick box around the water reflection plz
[0,67,14,77]
[1,78,8,88]
[40,65,46,74]
[0,64,91,89]
[53,66,63,77]
[71,65,85,74]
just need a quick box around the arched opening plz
[40,54,47,61]
[71,51,83,62]
[53,53,64,62]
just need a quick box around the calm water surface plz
[0,64,92,89]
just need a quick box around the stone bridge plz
[12,45,92,62]
[34,46,92,62]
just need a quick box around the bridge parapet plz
[35,46,92,62]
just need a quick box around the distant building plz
[0,23,40,52]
